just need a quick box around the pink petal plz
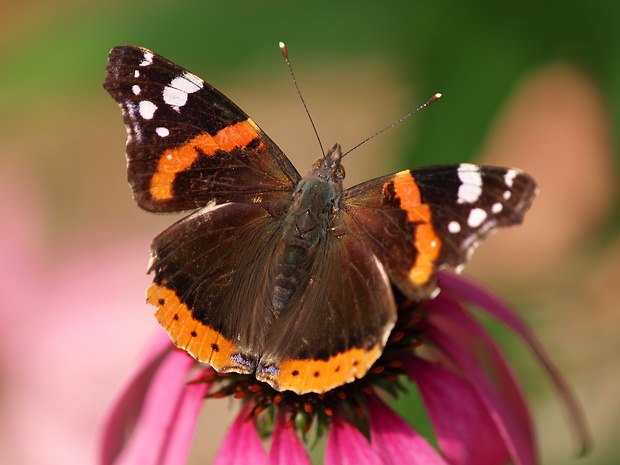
[99,332,175,465]
[404,357,509,465]
[108,345,197,465]
[213,403,268,465]
[366,395,448,465]
[438,272,592,454]
[427,293,535,449]
[269,412,312,465]
[425,324,536,465]
[325,414,384,465]
[159,371,212,465]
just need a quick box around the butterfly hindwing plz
[148,201,397,393]
[104,45,300,212]
[341,164,538,300]
[256,232,397,393]
[147,202,284,374]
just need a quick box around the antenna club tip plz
[427,93,442,104]
[424,93,442,106]
[279,42,289,59]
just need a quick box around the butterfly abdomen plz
[271,174,342,313]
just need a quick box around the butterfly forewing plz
[341,164,538,300]
[104,45,300,212]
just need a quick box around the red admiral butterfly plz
[104,45,537,394]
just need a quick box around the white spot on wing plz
[491,202,503,214]
[448,221,461,233]
[504,169,518,188]
[138,100,157,120]
[503,191,511,200]
[457,163,483,204]
[156,127,170,137]
[162,72,204,108]
[139,51,154,67]
[132,85,141,95]
[134,70,140,78]
[467,208,487,228]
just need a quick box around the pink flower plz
[99,272,589,465]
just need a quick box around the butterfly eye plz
[336,164,345,181]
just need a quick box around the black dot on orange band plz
[211,343,219,352]
[314,371,320,377]
[335,366,341,372]
[173,314,179,320]
[190,331,197,337]
[158,299,166,305]
[353,360,359,366]
[292,370,299,376]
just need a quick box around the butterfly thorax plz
[270,144,345,314]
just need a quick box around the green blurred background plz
[1,1,618,464]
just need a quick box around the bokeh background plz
[0,1,618,464]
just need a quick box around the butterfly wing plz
[147,196,396,394]
[147,202,287,374]
[255,231,397,394]
[341,164,538,300]
[104,45,300,212]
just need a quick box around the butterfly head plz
[310,143,345,184]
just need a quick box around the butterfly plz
[104,45,537,394]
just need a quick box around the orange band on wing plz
[257,344,383,394]
[391,171,428,222]
[410,222,441,284]
[213,119,261,151]
[390,171,442,285]
[147,283,254,374]
[149,120,261,201]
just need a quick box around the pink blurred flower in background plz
[0,166,157,465]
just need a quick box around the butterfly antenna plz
[342,92,442,158]
[279,42,326,157]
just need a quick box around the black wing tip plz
[103,46,158,94]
